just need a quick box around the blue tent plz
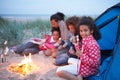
[88,3,120,80]
[96,3,120,50]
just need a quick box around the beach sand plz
[0,51,65,80]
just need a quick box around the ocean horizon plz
[0,14,51,21]
[0,14,99,21]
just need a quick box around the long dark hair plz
[66,16,81,35]
[50,12,65,22]
[77,16,101,40]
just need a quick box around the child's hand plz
[76,50,82,57]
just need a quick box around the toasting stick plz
[1,41,8,63]
[76,35,79,43]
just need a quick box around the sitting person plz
[66,16,81,58]
[54,16,80,66]
[10,28,61,56]
[56,16,101,80]
[50,12,69,48]
[50,12,70,65]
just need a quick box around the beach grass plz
[0,17,51,47]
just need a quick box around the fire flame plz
[7,53,38,77]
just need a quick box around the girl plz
[10,28,61,56]
[56,16,101,80]
[53,16,80,65]
[66,16,80,58]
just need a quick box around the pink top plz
[39,35,57,50]
[75,35,101,77]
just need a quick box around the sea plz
[0,14,51,22]
[0,14,99,22]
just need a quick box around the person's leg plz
[57,71,83,80]
[56,58,82,80]
[54,48,69,65]
[16,42,39,55]
[16,42,36,54]
[22,47,40,56]
[55,53,69,66]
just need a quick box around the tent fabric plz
[89,37,120,80]
[104,36,120,80]
[88,57,112,80]
[95,3,120,50]
[96,3,120,24]
[88,3,120,80]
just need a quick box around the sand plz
[0,51,66,80]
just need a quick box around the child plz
[56,16,101,80]
[10,28,61,56]
[66,16,80,58]
[54,16,81,65]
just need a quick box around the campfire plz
[7,53,38,77]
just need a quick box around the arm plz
[31,39,46,45]
[74,43,82,57]
[69,46,76,55]
[30,36,51,45]
[44,43,56,49]
[80,44,100,67]
[59,21,69,41]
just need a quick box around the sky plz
[0,0,120,16]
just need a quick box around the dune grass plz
[0,17,51,47]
